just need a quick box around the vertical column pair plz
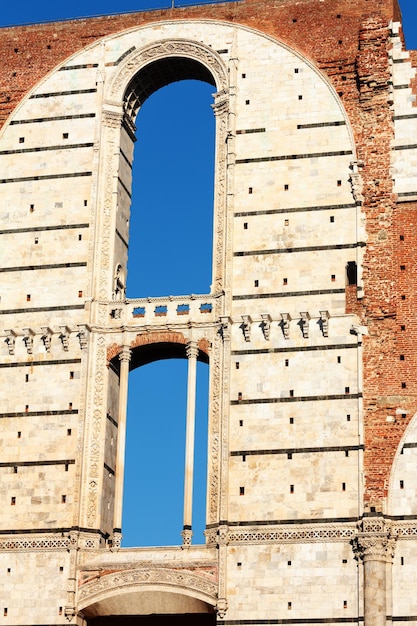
[112,340,200,547]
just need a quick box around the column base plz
[181,528,193,547]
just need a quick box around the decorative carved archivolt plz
[77,567,218,610]
[109,39,228,103]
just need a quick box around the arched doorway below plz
[88,614,216,626]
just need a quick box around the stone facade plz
[0,0,416,624]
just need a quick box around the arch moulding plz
[77,566,218,613]
[107,38,228,103]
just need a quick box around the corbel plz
[4,330,17,355]
[260,313,272,340]
[350,324,368,337]
[77,324,90,350]
[59,326,71,352]
[22,328,35,355]
[280,313,291,340]
[319,310,330,337]
[241,315,252,342]
[219,316,232,341]
[41,327,53,353]
[299,312,311,338]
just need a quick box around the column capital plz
[352,518,397,563]
[185,341,199,360]
[119,345,132,363]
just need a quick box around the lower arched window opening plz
[122,357,209,547]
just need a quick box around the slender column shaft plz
[113,346,131,538]
[363,557,386,626]
[182,341,199,546]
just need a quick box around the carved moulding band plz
[77,567,218,610]
[207,523,358,546]
[108,39,228,103]
[0,535,71,551]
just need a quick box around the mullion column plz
[112,345,131,548]
[182,341,199,546]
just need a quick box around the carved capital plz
[352,518,397,563]
[216,598,228,619]
[212,92,229,117]
[118,346,131,363]
[185,341,199,360]
[102,108,123,129]
[217,524,229,546]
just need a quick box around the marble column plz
[112,345,131,548]
[353,519,397,626]
[181,341,199,546]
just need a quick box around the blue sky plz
[1,0,416,547]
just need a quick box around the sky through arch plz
[122,79,215,546]
[125,79,215,298]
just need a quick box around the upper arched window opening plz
[122,57,217,298]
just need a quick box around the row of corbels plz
[220,311,330,342]
[2,325,90,355]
